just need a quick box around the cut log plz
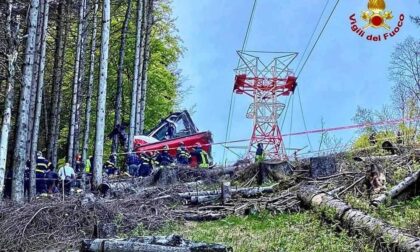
[190,195,220,205]
[179,185,276,199]
[298,185,420,251]
[371,170,420,206]
[221,182,231,204]
[81,235,232,252]
[184,213,225,222]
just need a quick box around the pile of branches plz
[0,186,187,251]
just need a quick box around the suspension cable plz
[288,94,295,151]
[222,0,258,163]
[295,0,331,72]
[296,86,313,151]
[297,0,341,77]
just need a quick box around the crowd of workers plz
[25,142,211,196]
[121,142,210,177]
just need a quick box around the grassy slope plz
[175,212,373,252]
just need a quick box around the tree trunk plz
[12,0,40,204]
[138,0,154,134]
[50,1,70,167]
[135,0,147,135]
[298,185,420,251]
[81,236,232,252]
[82,0,99,162]
[48,0,67,165]
[74,0,89,158]
[68,0,87,166]
[128,0,143,152]
[112,0,132,155]
[93,0,111,186]
[372,170,420,206]
[26,0,44,160]
[0,0,21,199]
[29,0,50,200]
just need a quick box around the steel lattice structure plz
[233,51,298,160]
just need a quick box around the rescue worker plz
[126,152,141,176]
[85,156,92,175]
[58,163,75,195]
[156,145,174,167]
[45,161,59,194]
[255,143,265,163]
[138,152,153,177]
[35,151,49,194]
[84,156,94,189]
[74,153,84,174]
[104,155,117,175]
[190,143,210,169]
[176,142,191,165]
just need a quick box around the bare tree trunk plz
[93,0,111,186]
[128,0,143,152]
[68,0,87,166]
[138,0,154,134]
[74,0,89,158]
[0,0,21,199]
[82,0,99,162]
[135,0,147,135]
[29,0,50,199]
[27,0,44,160]
[12,0,40,204]
[49,0,69,167]
[112,0,133,155]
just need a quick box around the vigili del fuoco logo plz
[349,0,405,41]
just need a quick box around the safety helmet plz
[179,141,185,146]
[37,151,42,157]
[163,145,169,151]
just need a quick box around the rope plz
[297,0,341,77]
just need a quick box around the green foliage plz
[52,0,183,161]
[174,212,373,252]
[374,197,420,236]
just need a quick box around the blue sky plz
[172,0,419,164]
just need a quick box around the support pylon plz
[233,51,298,160]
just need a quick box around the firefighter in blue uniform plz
[35,151,49,193]
[156,145,174,167]
[104,154,117,175]
[138,151,153,177]
[176,142,191,166]
[190,143,209,169]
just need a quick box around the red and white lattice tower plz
[233,51,298,160]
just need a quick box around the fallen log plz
[298,185,420,251]
[184,213,226,222]
[81,235,232,252]
[178,185,276,199]
[371,170,420,206]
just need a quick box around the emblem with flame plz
[361,0,393,29]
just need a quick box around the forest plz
[0,0,183,203]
